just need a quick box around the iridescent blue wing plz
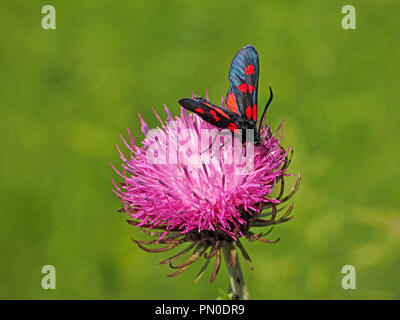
[225,45,259,121]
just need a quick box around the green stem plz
[222,242,249,300]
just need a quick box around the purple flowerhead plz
[112,95,300,283]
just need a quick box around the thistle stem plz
[222,242,249,300]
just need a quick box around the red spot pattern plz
[214,108,229,118]
[245,106,252,119]
[227,93,238,114]
[249,84,255,93]
[209,109,221,122]
[228,123,239,132]
[195,107,204,114]
[238,83,248,93]
[252,103,257,121]
[245,64,254,75]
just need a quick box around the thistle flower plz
[112,96,300,300]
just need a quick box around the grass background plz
[0,0,399,299]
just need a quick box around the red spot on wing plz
[252,103,257,121]
[214,108,229,118]
[245,64,254,75]
[238,83,248,93]
[227,93,239,114]
[245,106,252,119]
[249,84,255,93]
[228,123,240,135]
[213,116,221,122]
[209,110,217,116]
[195,107,204,114]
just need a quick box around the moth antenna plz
[258,86,273,135]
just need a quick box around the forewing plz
[225,45,259,121]
[178,98,241,133]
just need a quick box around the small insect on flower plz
[111,45,300,299]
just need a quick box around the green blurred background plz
[0,0,399,299]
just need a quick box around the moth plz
[178,45,273,147]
